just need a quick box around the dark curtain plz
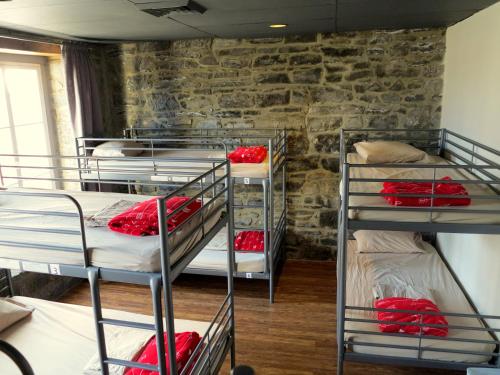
[62,44,104,137]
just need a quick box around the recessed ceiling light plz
[269,24,287,28]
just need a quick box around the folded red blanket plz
[375,297,448,337]
[234,230,265,252]
[381,176,471,207]
[108,196,202,236]
[125,331,201,375]
[228,146,267,164]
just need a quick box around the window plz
[0,53,56,188]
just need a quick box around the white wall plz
[439,2,500,329]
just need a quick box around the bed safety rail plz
[342,305,500,370]
[0,151,235,375]
[339,128,500,234]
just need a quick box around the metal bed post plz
[268,137,275,304]
[150,275,167,374]
[282,129,287,269]
[226,162,236,370]
[262,179,271,303]
[337,163,350,375]
[88,267,110,375]
[438,128,447,156]
[75,138,85,192]
[157,198,178,375]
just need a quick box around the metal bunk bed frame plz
[0,150,236,375]
[120,127,287,304]
[337,128,500,374]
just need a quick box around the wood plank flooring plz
[61,260,461,375]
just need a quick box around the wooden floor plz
[61,260,461,375]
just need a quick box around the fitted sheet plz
[0,297,212,375]
[0,188,222,272]
[345,240,495,363]
[344,153,500,224]
[85,149,272,180]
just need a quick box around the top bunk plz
[0,148,231,285]
[119,126,287,184]
[339,128,500,234]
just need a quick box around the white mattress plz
[345,240,495,363]
[85,149,271,180]
[344,153,500,224]
[0,297,212,375]
[190,229,266,273]
[0,188,222,272]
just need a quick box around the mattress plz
[190,229,266,273]
[345,240,495,363]
[85,149,272,180]
[0,188,222,272]
[0,296,212,375]
[344,153,500,224]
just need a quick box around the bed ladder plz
[87,268,172,374]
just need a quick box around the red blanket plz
[234,231,265,252]
[381,176,471,207]
[228,146,267,164]
[125,331,201,375]
[375,297,448,337]
[108,196,202,236]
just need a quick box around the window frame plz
[0,52,57,161]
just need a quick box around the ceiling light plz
[269,24,287,28]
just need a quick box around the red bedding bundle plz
[125,331,201,375]
[375,297,448,337]
[228,146,267,164]
[381,176,471,207]
[234,230,265,252]
[108,196,202,236]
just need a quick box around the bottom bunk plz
[0,297,230,375]
[188,229,266,273]
[343,238,498,366]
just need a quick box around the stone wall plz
[102,29,446,259]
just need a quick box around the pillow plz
[228,146,268,164]
[124,332,201,375]
[353,230,425,254]
[0,298,34,332]
[92,141,144,158]
[234,231,265,252]
[353,141,426,163]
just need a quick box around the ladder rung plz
[106,357,159,372]
[99,318,156,331]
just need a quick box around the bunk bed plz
[337,128,500,374]
[0,150,235,375]
[78,127,287,303]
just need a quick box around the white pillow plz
[92,141,144,158]
[354,141,426,163]
[353,230,425,254]
[0,298,34,332]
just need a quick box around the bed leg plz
[269,272,274,304]
[150,276,167,375]
[87,267,109,375]
[337,354,344,375]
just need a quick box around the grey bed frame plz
[337,128,500,374]
[0,149,236,375]
[120,127,288,304]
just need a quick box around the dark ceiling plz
[0,0,498,41]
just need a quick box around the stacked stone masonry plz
[100,29,446,259]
